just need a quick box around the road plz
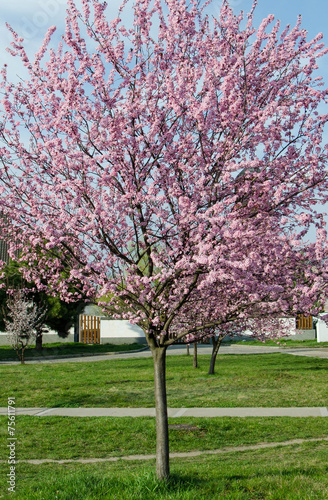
[1,344,328,365]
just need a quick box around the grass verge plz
[0,342,146,361]
[1,416,328,460]
[1,339,327,363]
[230,338,328,348]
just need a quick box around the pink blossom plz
[0,0,327,443]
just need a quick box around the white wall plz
[317,315,328,342]
[0,327,74,346]
[243,318,297,338]
[100,319,146,344]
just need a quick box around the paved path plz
[5,437,328,465]
[1,344,328,365]
[281,348,328,359]
[1,406,327,417]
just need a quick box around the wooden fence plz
[296,314,313,330]
[80,315,100,344]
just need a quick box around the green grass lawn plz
[2,352,328,498]
[1,416,328,460]
[1,441,327,499]
[231,338,328,348]
[1,353,327,408]
[0,342,146,361]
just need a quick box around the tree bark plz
[193,342,198,368]
[208,336,223,375]
[186,344,190,355]
[18,347,25,364]
[152,346,170,480]
[35,328,43,351]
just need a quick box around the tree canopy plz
[1,0,328,478]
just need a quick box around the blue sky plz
[236,0,327,40]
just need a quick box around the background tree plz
[0,260,83,349]
[34,294,83,349]
[0,260,24,331]
[5,289,47,363]
[0,0,328,479]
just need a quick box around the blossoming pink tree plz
[1,0,328,479]
[5,290,47,363]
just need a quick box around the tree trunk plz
[35,328,43,351]
[208,336,222,375]
[193,342,198,368]
[19,347,25,364]
[186,344,190,355]
[152,347,170,480]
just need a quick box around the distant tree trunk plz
[193,342,198,368]
[186,344,190,355]
[152,346,169,480]
[208,334,226,375]
[74,315,79,342]
[17,346,25,364]
[35,327,43,351]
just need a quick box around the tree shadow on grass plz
[23,468,209,500]
[51,392,155,407]
[116,470,207,497]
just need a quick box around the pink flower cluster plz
[0,0,328,348]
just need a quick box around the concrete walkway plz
[281,348,328,359]
[1,344,328,365]
[1,406,327,417]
